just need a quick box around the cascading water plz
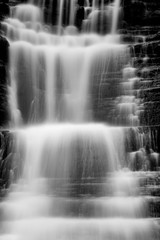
[0,0,159,240]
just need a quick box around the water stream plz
[0,0,159,240]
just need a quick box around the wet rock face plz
[0,35,9,127]
[123,0,160,26]
[121,1,160,127]
[123,1,146,26]
[129,35,160,126]
[0,131,14,197]
[0,2,10,128]
[0,35,9,65]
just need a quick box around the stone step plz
[133,57,160,68]
[1,193,160,219]
[0,194,150,219]
[130,41,160,58]
[141,104,160,125]
[140,87,160,102]
[0,217,159,240]
[5,172,159,198]
[123,27,160,36]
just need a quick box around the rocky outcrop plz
[0,0,10,128]
[121,0,160,127]
[127,34,160,126]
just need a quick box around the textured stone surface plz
[120,1,160,126]
[0,35,9,127]
[0,131,14,197]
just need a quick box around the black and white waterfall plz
[0,0,160,240]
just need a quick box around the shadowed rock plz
[0,1,10,21]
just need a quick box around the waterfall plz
[16,0,121,34]
[8,37,128,124]
[0,0,159,240]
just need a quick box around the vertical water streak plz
[44,47,57,121]
[111,0,120,34]
[9,45,22,127]
[85,0,90,7]
[58,0,65,34]
[100,0,105,34]
[42,0,46,9]
[91,0,98,33]
[29,46,40,122]
[59,46,91,121]
[100,0,104,11]
[92,0,98,11]
[9,42,35,126]
[69,0,76,26]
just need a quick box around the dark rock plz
[130,43,143,58]
[141,101,160,126]
[123,1,146,26]
[0,35,9,65]
[122,0,132,7]
[78,0,85,6]
[0,0,9,3]
[75,6,84,30]
[139,67,160,78]
[0,83,9,127]
[0,35,9,126]
[0,2,10,21]
[121,34,135,43]
[0,64,7,85]
[144,10,160,26]
[154,44,160,57]
[130,40,160,61]
[146,32,160,42]
[0,131,15,195]
[118,28,128,35]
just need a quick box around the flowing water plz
[0,0,160,240]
